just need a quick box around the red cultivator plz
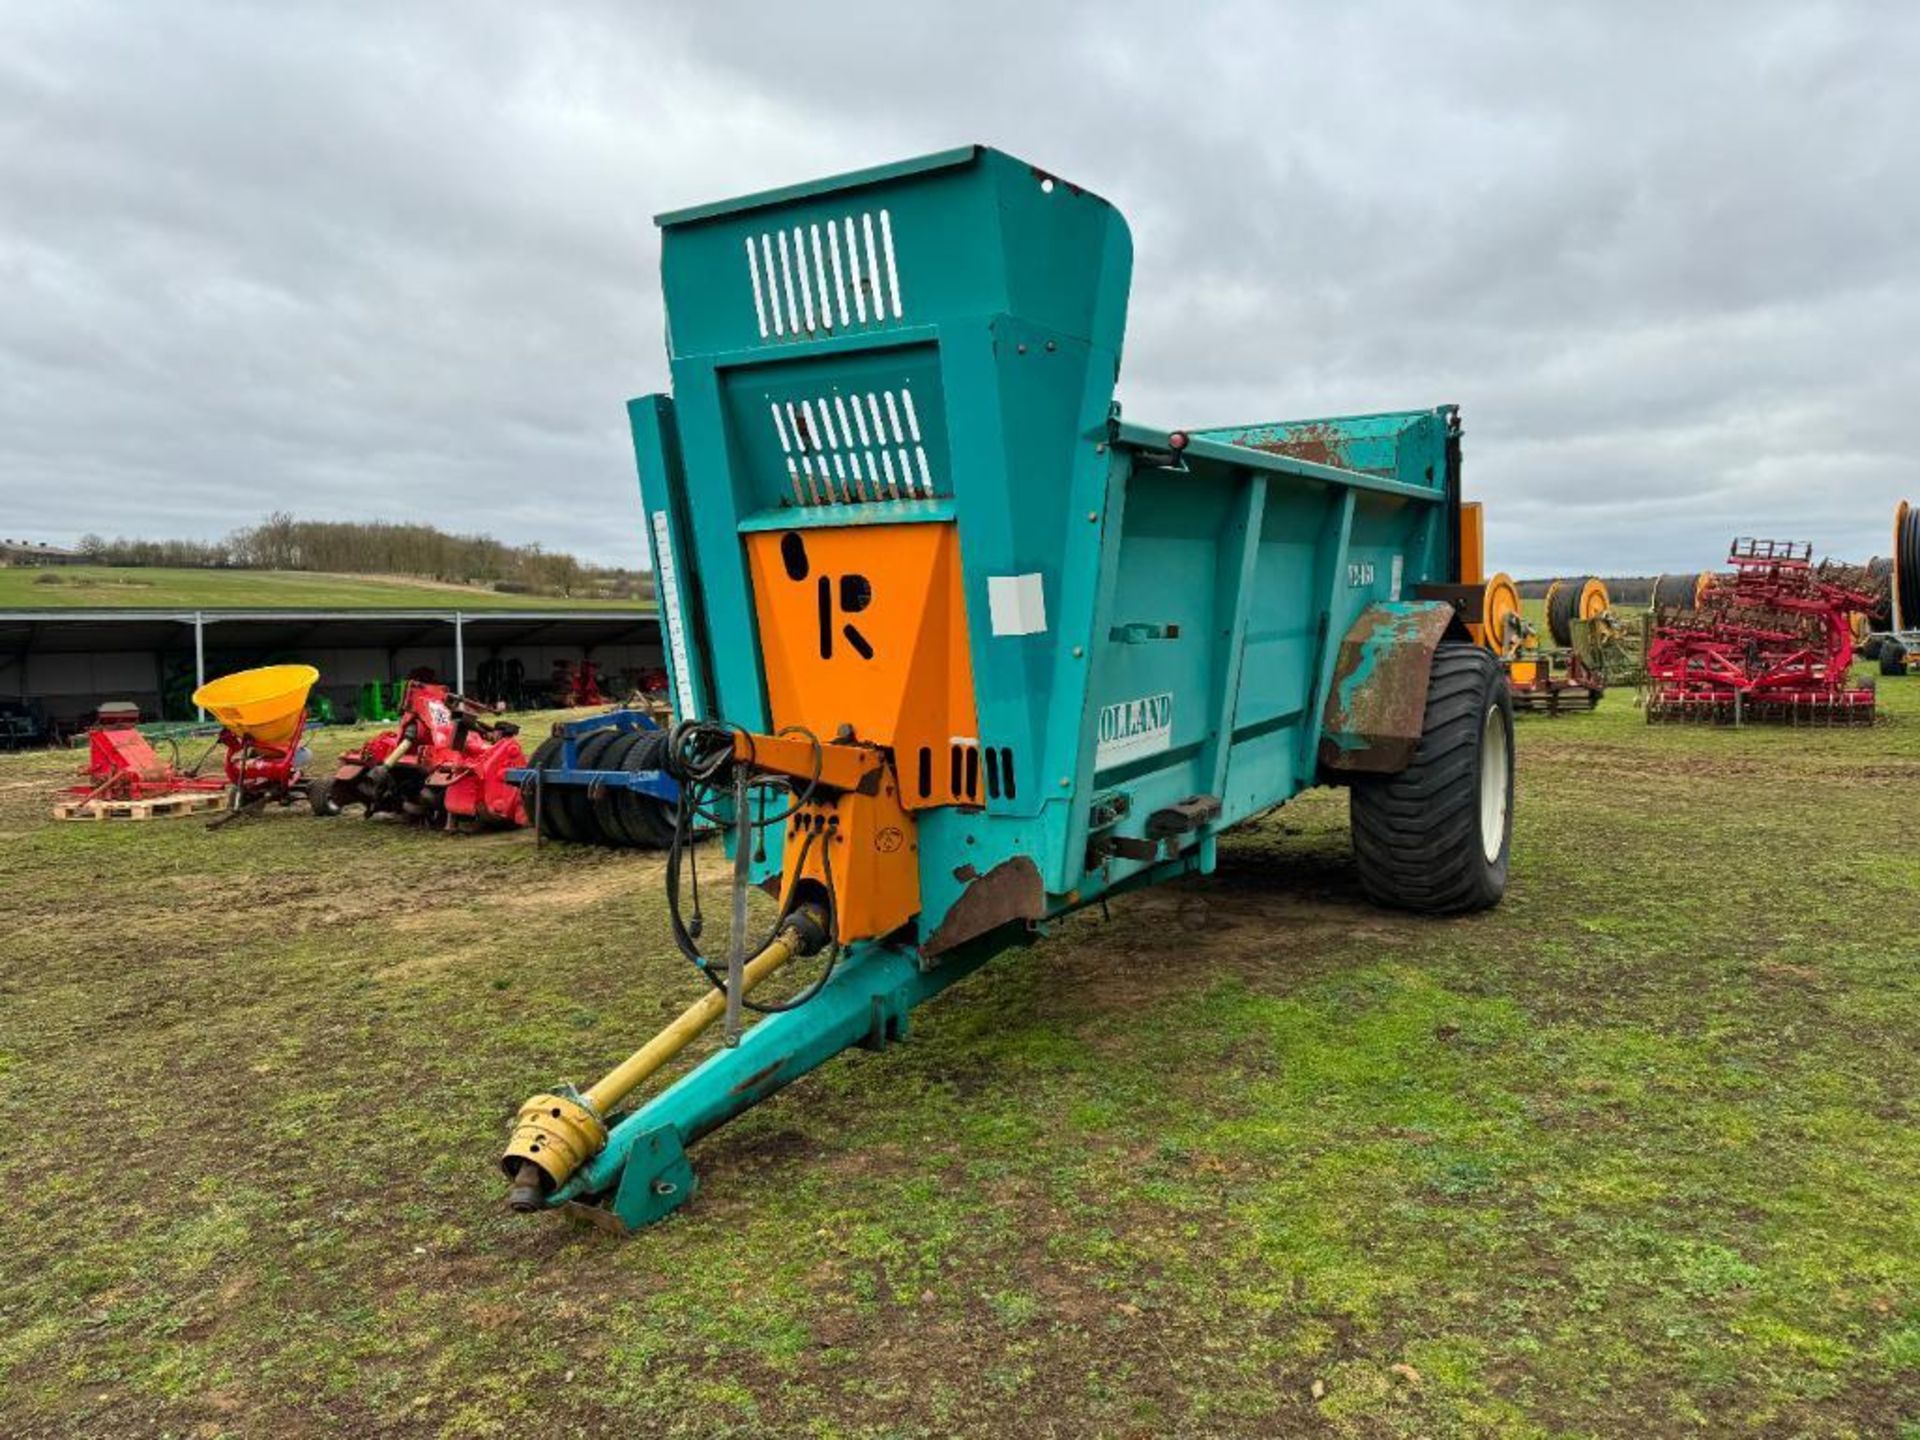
[1646,539,1883,725]
[60,727,229,811]
[315,681,529,829]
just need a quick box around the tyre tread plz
[1348,643,1511,914]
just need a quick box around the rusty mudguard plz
[1318,601,1459,777]
[923,856,1046,957]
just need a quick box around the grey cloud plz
[2,2,1916,574]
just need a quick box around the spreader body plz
[509,146,1502,1228]
[638,148,1461,926]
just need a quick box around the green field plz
[2,686,1919,1437]
[0,567,645,610]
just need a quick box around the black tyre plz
[589,731,650,848]
[531,735,592,844]
[307,776,341,816]
[615,731,680,849]
[1861,637,1884,662]
[1349,643,1513,914]
[557,730,623,844]
[1883,642,1909,677]
[520,737,569,839]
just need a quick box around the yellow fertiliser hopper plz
[191,664,319,748]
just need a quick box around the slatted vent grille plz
[746,210,904,341]
[769,386,938,506]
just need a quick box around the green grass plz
[2,685,1919,1436]
[0,567,645,610]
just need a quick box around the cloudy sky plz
[3,2,1915,574]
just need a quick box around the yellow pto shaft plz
[502,908,825,1208]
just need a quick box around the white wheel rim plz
[1479,704,1510,863]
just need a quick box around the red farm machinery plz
[55,726,230,820]
[1646,538,1883,724]
[191,665,322,817]
[314,680,529,830]
[56,665,321,821]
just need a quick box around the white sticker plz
[988,573,1047,636]
[1391,554,1404,601]
[1096,692,1174,767]
[651,510,697,719]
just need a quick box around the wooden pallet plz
[52,791,227,822]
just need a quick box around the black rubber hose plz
[1653,573,1691,615]
[1547,580,1582,648]
[659,717,839,1014]
[1896,503,1920,632]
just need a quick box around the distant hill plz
[61,513,651,604]
[0,566,649,610]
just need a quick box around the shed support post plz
[193,612,206,721]
[454,612,465,695]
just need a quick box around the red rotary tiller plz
[1646,538,1883,724]
[315,681,529,829]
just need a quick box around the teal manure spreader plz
[504,146,1514,1229]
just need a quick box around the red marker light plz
[1168,431,1189,451]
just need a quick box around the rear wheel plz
[1349,643,1513,914]
[307,776,340,816]
[1882,642,1909,677]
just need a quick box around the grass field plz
[3,685,1919,1437]
[0,567,644,610]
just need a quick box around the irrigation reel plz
[1871,499,1920,676]
[1469,570,1623,714]
[1449,505,1622,713]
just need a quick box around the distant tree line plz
[75,513,650,601]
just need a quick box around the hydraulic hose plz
[659,718,840,1016]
